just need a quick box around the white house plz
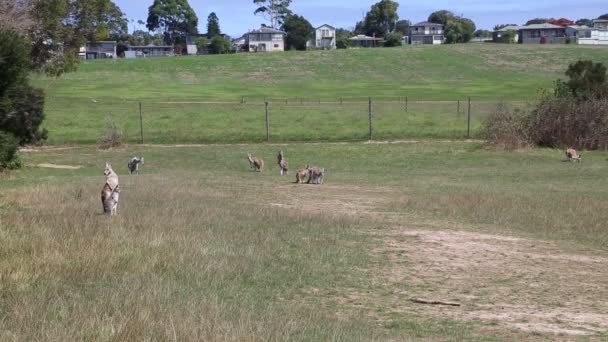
[309,24,336,49]
[573,19,608,45]
[408,22,444,45]
[246,26,286,52]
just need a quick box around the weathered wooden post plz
[368,97,373,141]
[467,97,472,138]
[457,100,460,116]
[139,101,144,144]
[405,96,408,113]
[265,101,270,142]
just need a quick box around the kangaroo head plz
[104,161,113,176]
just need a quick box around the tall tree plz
[428,10,476,43]
[335,28,353,49]
[355,0,399,37]
[207,12,220,37]
[575,18,593,27]
[253,0,292,29]
[147,0,198,45]
[281,14,313,50]
[395,20,411,35]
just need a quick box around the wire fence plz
[44,97,527,145]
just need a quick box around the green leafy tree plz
[474,29,492,38]
[355,0,399,37]
[383,32,403,47]
[207,12,221,38]
[253,0,292,29]
[598,14,608,20]
[195,36,208,53]
[525,18,552,25]
[281,14,313,50]
[147,0,198,45]
[395,20,411,35]
[575,18,593,27]
[208,35,231,54]
[428,10,476,43]
[335,28,353,49]
[502,30,517,43]
[556,60,608,100]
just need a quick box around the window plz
[274,44,279,48]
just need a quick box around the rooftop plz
[519,23,564,30]
[349,34,382,41]
[412,21,443,27]
[248,26,286,35]
[495,25,521,32]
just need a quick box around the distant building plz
[594,19,608,30]
[186,33,231,55]
[126,45,175,58]
[492,25,520,43]
[348,34,382,48]
[569,20,608,45]
[517,23,566,44]
[408,22,444,45]
[82,41,117,60]
[232,35,247,52]
[246,26,286,52]
[308,24,336,49]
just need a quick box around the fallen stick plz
[410,298,461,307]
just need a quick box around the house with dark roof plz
[408,22,444,45]
[348,34,382,48]
[246,26,286,52]
[517,23,566,44]
[81,41,117,59]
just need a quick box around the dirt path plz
[28,163,82,170]
[270,182,608,337]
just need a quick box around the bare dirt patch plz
[28,163,82,170]
[375,229,608,337]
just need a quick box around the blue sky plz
[115,0,607,36]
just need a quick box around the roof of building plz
[495,25,521,32]
[315,24,336,30]
[349,34,382,41]
[518,23,564,30]
[412,21,443,27]
[247,26,286,35]
[128,45,174,49]
[567,25,591,30]
[594,19,608,23]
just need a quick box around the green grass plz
[33,44,608,144]
[1,142,607,340]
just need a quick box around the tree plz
[281,14,313,50]
[253,0,292,29]
[383,32,403,47]
[549,18,574,27]
[575,18,593,27]
[208,35,231,54]
[502,30,517,44]
[207,12,220,38]
[493,24,517,31]
[335,28,353,49]
[428,10,476,43]
[525,18,552,25]
[195,36,208,54]
[474,30,492,38]
[147,0,198,46]
[395,20,411,35]
[599,14,608,20]
[556,60,608,100]
[355,0,399,37]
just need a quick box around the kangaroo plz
[294,167,309,184]
[127,156,144,174]
[565,148,582,162]
[101,161,120,215]
[277,150,289,175]
[307,165,325,185]
[247,153,264,172]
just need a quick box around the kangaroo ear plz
[105,161,110,168]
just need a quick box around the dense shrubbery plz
[0,131,22,170]
[483,60,608,150]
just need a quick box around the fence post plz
[368,97,373,141]
[340,97,343,105]
[139,101,144,144]
[241,96,245,104]
[405,96,408,113]
[457,100,460,116]
[467,97,471,138]
[265,101,270,142]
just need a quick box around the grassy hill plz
[32,44,608,144]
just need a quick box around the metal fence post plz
[467,97,471,138]
[265,101,270,142]
[139,101,144,144]
[368,97,373,141]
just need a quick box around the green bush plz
[0,131,22,170]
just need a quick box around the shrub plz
[0,131,22,170]
[383,32,403,47]
[0,83,47,145]
[98,119,123,149]
[481,102,531,150]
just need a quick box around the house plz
[594,19,608,29]
[126,45,175,58]
[232,35,247,52]
[408,22,444,45]
[348,34,382,48]
[246,26,286,52]
[492,25,520,43]
[82,41,117,59]
[309,24,336,49]
[572,20,608,45]
[517,23,566,44]
[186,33,231,55]
[566,25,592,43]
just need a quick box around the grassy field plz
[33,44,608,144]
[2,142,607,340]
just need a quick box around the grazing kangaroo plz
[565,148,582,162]
[294,167,309,184]
[307,166,325,185]
[127,157,144,174]
[247,153,264,172]
[277,150,289,175]
[101,161,120,215]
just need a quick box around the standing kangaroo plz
[101,161,120,215]
[277,150,289,175]
[247,153,264,172]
